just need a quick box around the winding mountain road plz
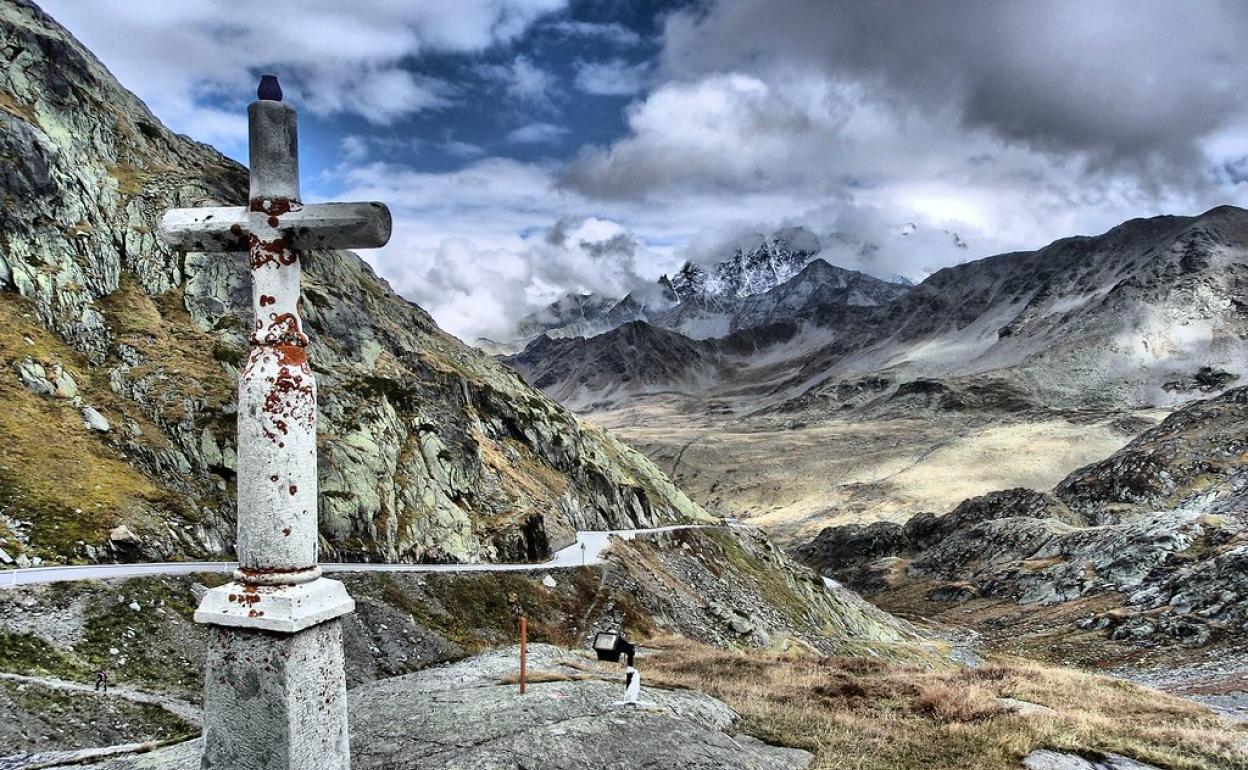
[2,525,711,588]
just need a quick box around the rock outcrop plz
[606,527,921,657]
[799,387,1248,648]
[1023,749,1165,770]
[0,0,706,566]
[8,646,814,770]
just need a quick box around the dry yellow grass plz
[0,291,182,554]
[0,89,38,124]
[590,397,1141,543]
[641,639,1247,770]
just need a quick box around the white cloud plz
[545,20,642,46]
[340,135,370,163]
[443,140,488,159]
[659,0,1248,177]
[325,158,678,340]
[558,3,1248,281]
[38,0,566,150]
[505,122,569,144]
[573,59,650,96]
[479,56,560,110]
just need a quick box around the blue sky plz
[241,3,677,187]
[40,0,1248,341]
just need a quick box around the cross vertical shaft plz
[162,76,391,770]
[236,98,319,586]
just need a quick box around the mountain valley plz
[3,1,1248,768]
[504,206,1248,545]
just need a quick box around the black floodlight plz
[592,630,636,665]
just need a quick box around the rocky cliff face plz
[0,0,706,567]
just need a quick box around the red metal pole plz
[519,617,528,694]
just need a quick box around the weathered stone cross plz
[161,75,391,770]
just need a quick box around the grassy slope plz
[0,290,191,557]
[645,639,1246,770]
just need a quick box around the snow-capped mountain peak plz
[670,226,824,302]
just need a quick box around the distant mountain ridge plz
[505,206,1248,411]
[480,226,913,352]
[653,257,910,340]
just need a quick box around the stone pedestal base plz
[200,619,351,770]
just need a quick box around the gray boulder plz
[1022,749,1163,770]
[81,406,110,432]
[14,358,54,396]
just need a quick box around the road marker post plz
[519,616,528,694]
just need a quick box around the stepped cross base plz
[199,617,350,770]
[195,575,354,633]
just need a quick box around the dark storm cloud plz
[660,0,1248,172]
[579,231,638,258]
[546,216,580,246]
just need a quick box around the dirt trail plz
[0,673,201,727]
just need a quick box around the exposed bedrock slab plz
[1022,749,1163,770]
[29,645,811,770]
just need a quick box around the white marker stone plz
[161,75,391,770]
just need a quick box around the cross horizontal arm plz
[160,201,392,252]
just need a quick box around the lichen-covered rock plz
[1056,387,1248,521]
[0,0,708,566]
[80,406,109,432]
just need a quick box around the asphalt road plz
[2,525,707,587]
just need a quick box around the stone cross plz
[160,75,391,770]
